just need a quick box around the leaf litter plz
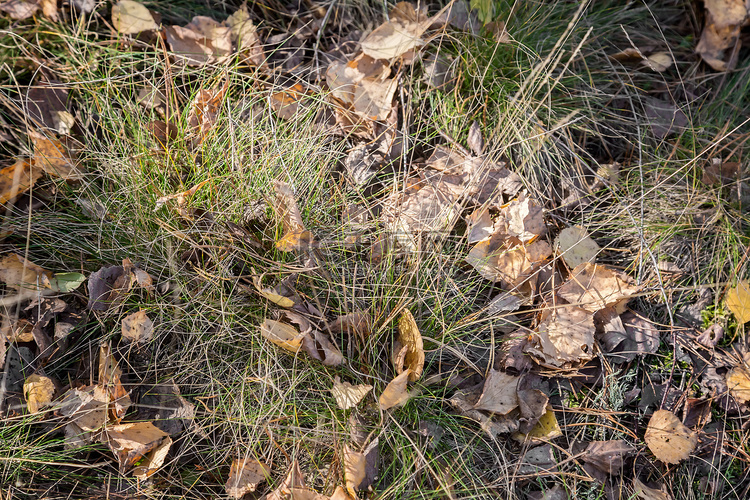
[1,0,749,497]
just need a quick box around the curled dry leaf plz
[225,458,271,499]
[466,207,494,244]
[252,275,297,308]
[466,236,552,290]
[226,5,265,66]
[331,376,372,410]
[379,369,412,410]
[395,309,424,381]
[554,226,599,268]
[0,159,41,204]
[266,459,306,500]
[121,310,154,344]
[260,318,306,353]
[536,305,595,366]
[360,16,430,61]
[23,374,55,413]
[582,440,634,475]
[725,281,750,323]
[473,369,519,415]
[102,422,171,478]
[301,328,345,366]
[696,0,749,71]
[558,262,638,313]
[644,409,697,464]
[344,444,366,495]
[59,385,110,432]
[111,0,158,34]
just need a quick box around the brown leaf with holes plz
[121,310,154,344]
[558,262,638,313]
[225,458,271,499]
[644,409,697,464]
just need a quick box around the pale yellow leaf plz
[396,309,424,381]
[645,52,672,72]
[344,445,366,495]
[726,364,750,404]
[111,0,158,34]
[512,405,562,443]
[330,376,372,410]
[726,281,750,323]
[23,374,55,413]
[259,319,305,353]
[379,370,411,410]
[557,262,638,313]
[121,310,154,344]
[225,458,271,499]
[555,226,599,268]
[644,409,697,464]
[536,305,595,366]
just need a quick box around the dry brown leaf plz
[633,478,673,500]
[252,275,297,308]
[473,369,519,415]
[259,318,306,353]
[696,0,749,71]
[725,281,750,323]
[466,207,494,244]
[504,195,545,243]
[226,5,265,66]
[644,409,697,464]
[102,422,171,477]
[557,263,638,313]
[360,18,429,61]
[0,253,51,291]
[726,361,750,404]
[554,226,599,268]
[39,0,55,20]
[87,264,133,311]
[0,0,38,20]
[536,305,595,366]
[609,47,645,62]
[0,159,41,204]
[99,342,131,419]
[582,440,634,475]
[186,79,228,146]
[111,0,158,34]
[644,52,673,72]
[301,328,345,366]
[344,444,366,495]
[121,310,154,344]
[512,405,562,443]
[265,460,306,500]
[331,376,372,410]
[390,183,460,250]
[466,236,550,290]
[59,385,110,432]
[23,373,55,413]
[379,369,412,410]
[225,458,271,499]
[30,132,84,181]
[326,54,390,105]
[395,309,424,381]
[165,19,231,67]
[328,311,372,337]
[702,157,743,184]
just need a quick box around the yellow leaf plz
[0,159,41,204]
[23,374,55,413]
[512,405,562,443]
[726,281,750,323]
[111,0,158,34]
[644,409,697,464]
[330,376,372,410]
[259,319,305,353]
[225,458,271,499]
[379,370,411,410]
[396,309,424,381]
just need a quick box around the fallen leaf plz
[225,458,271,499]
[395,309,424,381]
[226,5,265,66]
[644,51,672,72]
[121,310,154,344]
[186,79,228,146]
[644,409,697,464]
[30,132,85,181]
[467,120,484,156]
[328,311,372,337]
[473,369,519,415]
[644,98,688,139]
[23,373,55,413]
[301,328,345,366]
[49,272,86,293]
[99,342,131,419]
[558,262,638,313]
[259,318,306,353]
[111,0,158,34]
[0,159,41,204]
[252,275,298,307]
[266,460,306,500]
[344,444,366,495]
[536,305,595,366]
[554,226,599,268]
[726,361,750,404]
[725,281,750,323]
[0,0,38,20]
[702,157,743,185]
[582,440,634,475]
[696,0,749,71]
[330,376,372,410]
[360,18,429,61]
[0,253,51,292]
[102,422,171,477]
[379,369,412,410]
[504,195,545,243]
[165,18,231,67]
[71,0,95,13]
[59,385,110,432]
[633,478,673,500]
[512,405,562,443]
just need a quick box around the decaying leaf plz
[394,309,424,381]
[554,226,599,268]
[87,265,132,311]
[111,0,158,34]
[702,157,743,185]
[121,310,154,344]
[165,18,231,67]
[225,458,271,499]
[99,342,131,419]
[466,236,552,290]
[328,311,372,337]
[186,79,228,146]
[252,275,298,307]
[59,385,110,432]
[633,478,673,500]
[226,5,265,66]
[644,52,673,72]
[344,444,366,495]
[23,373,55,413]
[379,369,412,410]
[505,195,545,243]
[29,131,84,181]
[512,405,562,443]
[582,440,634,475]
[726,281,750,323]
[0,159,41,204]
[473,369,519,415]
[696,0,749,71]
[644,409,697,464]
[360,17,429,61]
[259,318,306,353]
[102,422,171,478]
[726,358,750,404]
[0,253,52,291]
[271,180,316,251]
[331,376,372,410]
[535,305,595,366]
[558,263,638,313]
[301,328,345,366]
[266,460,307,500]
[0,0,39,20]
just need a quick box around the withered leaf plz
[225,458,270,499]
[644,409,697,464]
[554,226,599,268]
[102,422,171,478]
[0,0,38,20]
[512,405,562,443]
[0,253,51,291]
[165,20,231,67]
[633,478,673,500]
[99,342,131,419]
[259,318,305,354]
[473,369,519,415]
[121,310,154,344]
[252,275,298,308]
[328,311,372,337]
[395,309,424,381]
[558,263,638,313]
[504,195,545,243]
[726,359,750,404]
[536,305,595,366]
[23,373,55,413]
[360,18,429,61]
[582,440,634,475]
[301,328,345,366]
[330,376,372,410]
[226,5,265,66]
[696,0,749,71]
[111,0,158,34]
[343,444,366,495]
[87,265,132,311]
[725,281,750,323]
[186,79,228,147]
[30,131,84,181]
[59,385,110,432]
[379,369,412,410]
[0,159,41,204]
